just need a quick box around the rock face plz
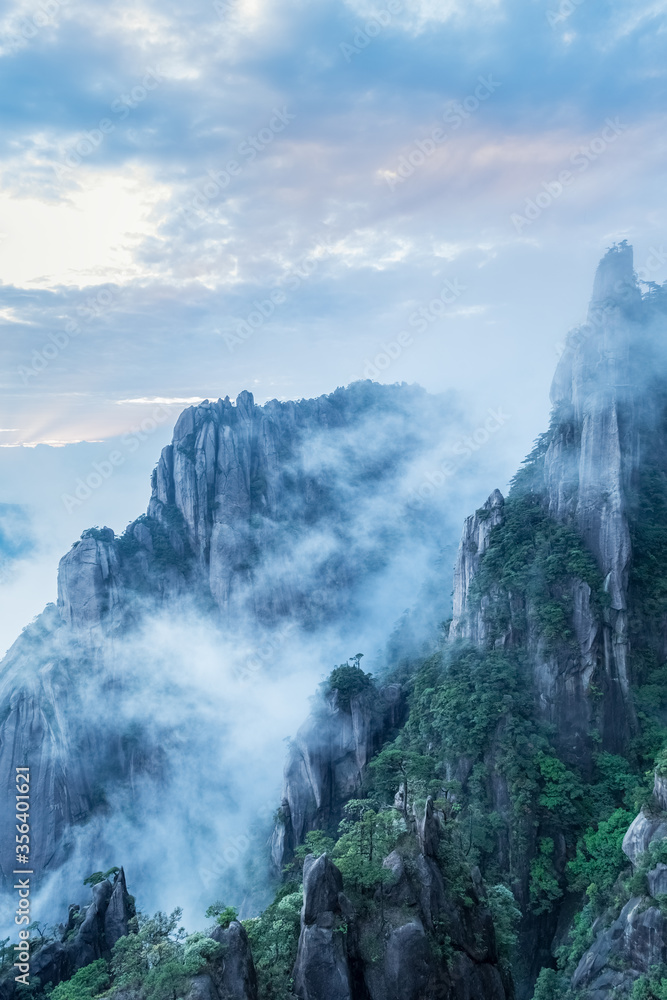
[292,855,353,1000]
[0,873,259,1000]
[444,244,667,995]
[53,382,454,632]
[208,921,258,1000]
[290,804,510,1000]
[571,776,667,997]
[0,381,457,894]
[0,869,135,1000]
[449,244,667,760]
[450,489,504,642]
[271,683,405,873]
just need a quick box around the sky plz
[1,0,667,641]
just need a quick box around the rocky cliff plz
[450,243,667,761]
[270,681,406,875]
[291,803,511,1000]
[0,380,461,905]
[566,770,667,998]
[0,868,135,1000]
[56,382,455,631]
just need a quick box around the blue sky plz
[0,0,666,640]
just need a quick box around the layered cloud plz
[0,0,666,485]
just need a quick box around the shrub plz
[49,961,110,1000]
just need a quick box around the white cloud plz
[342,0,502,33]
[0,166,170,289]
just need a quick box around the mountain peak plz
[589,240,640,313]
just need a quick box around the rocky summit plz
[4,244,667,1000]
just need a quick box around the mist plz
[0,378,527,939]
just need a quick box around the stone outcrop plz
[208,921,258,1000]
[569,770,667,997]
[450,489,504,642]
[622,772,667,866]
[292,855,353,1000]
[0,869,135,1000]
[290,801,510,1000]
[443,244,667,996]
[270,682,405,873]
[52,382,452,633]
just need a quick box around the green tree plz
[294,830,336,863]
[204,903,238,928]
[83,867,120,887]
[567,808,633,903]
[370,743,434,817]
[333,800,405,894]
[530,967,569,1000]
[486,885,521,968]
[49,961,110,1000]
[324,661,373,711]
[529,838,563,915]
[111,908,188,1000]
[243,885,303,1000]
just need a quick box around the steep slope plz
[452,241,667,760]
[0,381,468,915]
[266,245,667,999]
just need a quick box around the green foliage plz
[80,528,112,542]
[530,967,571,1000]
[536,752,585,824]
[83,867,119,887]
[117,511,191,575]
[182,933,224,974]
[529,838,563,915]
[110,908,195,1000]
[629,838,667,898]
[631,966,667,1000]
[405,648,530,766]
[554,896,597,975]
[324,658,373,711]
[567,808,634,903]
[49,961,110,1000]
[243,884,303,1000]
[294,830,336,862]
[469,488,607,649]
[369,741,435,814]
[204,903,238,928]
[627,458,667,768]
[486,884,521,965]
[0,936,13,975]
[332,801,405,895]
